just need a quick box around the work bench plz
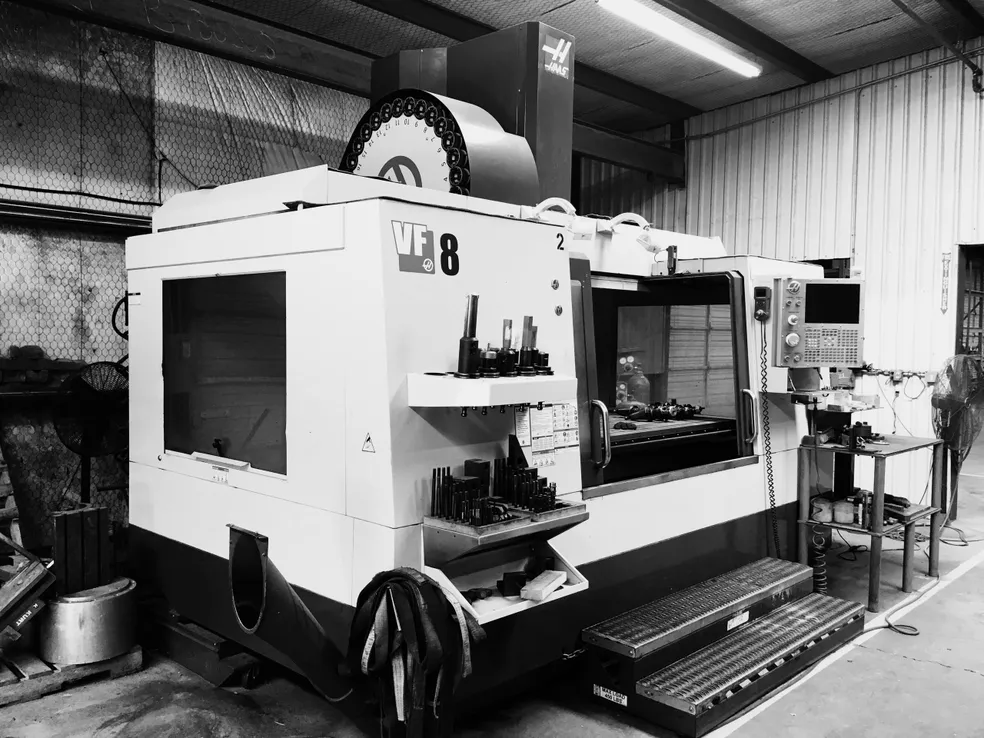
[796,434,944,613]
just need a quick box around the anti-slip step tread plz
[636,593,864,712]
[583,558,812,658]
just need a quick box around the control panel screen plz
[804,283,861,324]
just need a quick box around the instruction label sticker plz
[727,610,749,631]
[514,402,580,468]
[593,684,628,707]
[515,409,532,447]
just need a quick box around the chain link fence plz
[0,2,369,547]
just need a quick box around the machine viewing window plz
[804,283,861,324]
[162,272,287,475]
[583,274,751,485]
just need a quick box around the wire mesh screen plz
[0,223,128,548]
[0,2,368,210]
[0,3,157,213]
[156,45,368,201]
[0,2,369,548]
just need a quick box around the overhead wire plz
[903,374,927,400]
[0,182,160,208]
[99,51,200,193]
[875,375,912,436]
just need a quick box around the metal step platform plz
[635,593,864,736]
[582,559,864,736]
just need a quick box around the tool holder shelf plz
[406,373,577,408]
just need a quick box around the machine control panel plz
[774,278,864,368]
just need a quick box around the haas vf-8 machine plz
[126,84,865,728]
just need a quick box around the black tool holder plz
[454,294,481,378]
[496,319,518,377]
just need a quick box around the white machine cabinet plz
[128,190,585,611]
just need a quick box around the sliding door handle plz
[741,389,758,445]
[591,400,612,469]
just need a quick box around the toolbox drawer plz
[425,539,588,625]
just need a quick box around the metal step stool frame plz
[582,558,813,715]
[634,594,864,737]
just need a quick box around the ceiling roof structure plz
[199,0,976,131]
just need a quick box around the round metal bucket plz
[39,577,136,665]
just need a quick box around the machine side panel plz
[149,166,524,233]
[343,201,399,527]
[151,167,330,233]
[375,200,579,529]
[351,519,424,604]
[129,463,354,604]
[130,205,345,269]
[553,449,798,567]
[128,225,348,515]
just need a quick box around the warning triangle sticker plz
[362,434,376,453]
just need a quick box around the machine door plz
[575,271,753,487]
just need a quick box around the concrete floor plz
[5,455,984,737]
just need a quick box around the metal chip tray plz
[583,558,812,658]
[636,593,864,714]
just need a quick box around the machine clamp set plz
[429,456,562,530]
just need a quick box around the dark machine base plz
[128,526,354,677]
[128,502,798,706]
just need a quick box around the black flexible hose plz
[111,295,129,341]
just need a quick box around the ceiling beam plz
[573,123,684,183]
[23,0,685,181]
[932,0,984,36]
[649,0,833,83]
[350,0,700,120]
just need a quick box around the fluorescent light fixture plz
[596,0,762,78]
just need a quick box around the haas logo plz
[542,36,572,79]
[392,221,435,275]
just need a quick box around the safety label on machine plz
[593,684,628,707]
[515,403,579,468]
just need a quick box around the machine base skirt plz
[129,502,798,702]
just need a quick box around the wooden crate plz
[0,645,143,708]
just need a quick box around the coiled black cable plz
[760,322,781,558]
[810,513,828,594]
[111,295,128,340]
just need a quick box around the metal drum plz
[39,577,136,665]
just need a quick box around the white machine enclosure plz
[128,188,577,608]
[128,166,836,624]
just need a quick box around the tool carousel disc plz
[339,89,539,205]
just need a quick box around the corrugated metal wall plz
[581,38,984,499]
